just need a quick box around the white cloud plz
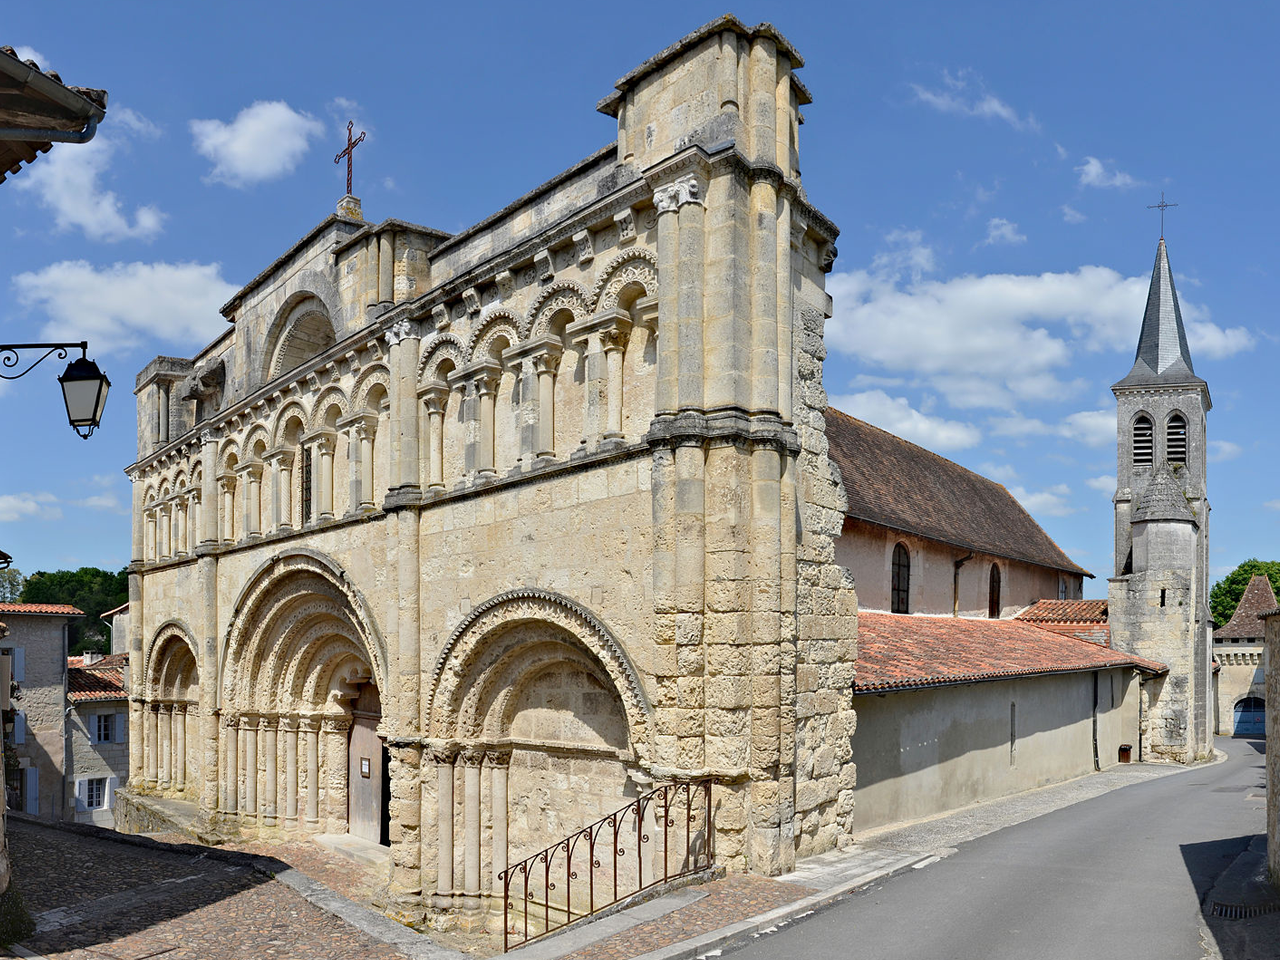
[191,101,325,188]
[911,70,1039,132]
[829,390,981,451]
[1085,475,1116,493]
[988,409,1114,448]
[1054,142,1069,160]
[12,46,48,67]
[1076,156,1138,188]
[1008,483,1077,517]
[1265,500,1280,512]
[978,462,1020,483]
[983,217,1026,246]
[827,234,1252,412]
[1208,440,1242,463]
[71,493,129,515]
[12,107,165,242]
[0,492,62,523]
[12,260,240,354]
[1061,205,1087,224]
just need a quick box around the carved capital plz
[385,318,420,346]
[458,746,486,768]
[486,749,512,769]
[420,381,450,413]
[297,716,322,734]
[424,742,458,765]
[321,715,352,734]
[222,711,240,729]
[200,429,218,447]
[653,174,704,214]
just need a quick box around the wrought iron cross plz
[334,120,366,196]
[1147,191,1178,238]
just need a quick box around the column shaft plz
[463,758,481,898]
[305,725,320,825]
[285,722,299,826]
[262,719,278,826]
[437,755,455,896]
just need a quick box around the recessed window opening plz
[86,777,105,809]
[1160,588,1167,607]
[1166,413,1187,464]
[891,543,910,614]
[1010,702,1017,766]
[1133,415,1154,466]
[988,563,1001,619]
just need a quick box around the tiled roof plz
[824,408,1091,577]
[853,612,1166,694]
[1216,575,1278,639]
[0,46,107,183]
[101,601,129,618]
[0,602,84,616]
[1016,600,1108,623]
[67,653,128,702]
[1132,464,1196,524]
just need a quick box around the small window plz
[95,713,115,744]
[301,446,314,523]
[1058,577,1067,601]
[86,777,106,809]
[891,543,910,614]
[988,563,1002,619]
[1166,413,1187,465]
[1133,415,1154,466]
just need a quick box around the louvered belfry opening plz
[1133,415,1154,466]
[1166,413,1187,464]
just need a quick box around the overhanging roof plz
[0,45,107,183]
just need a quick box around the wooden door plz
[348,683,384,843]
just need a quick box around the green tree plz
[19,566,128,654]
[0,568,24,602]
[1209,558,1280,628]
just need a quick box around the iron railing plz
[499,778,714,951]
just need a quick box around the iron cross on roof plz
[1147,191,1179,238]
[334,120,366,196]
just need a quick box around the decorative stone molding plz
[526,280,589,340]
[462,287,481,316]
[502,335,563,372]
[653,174,703,213]
[495,270,516,301]
[590,249,659,313]
[385,318,421,346]
[534,249,554,283]
[573,230,595,267]
[431,303,450,331]
[614,208,636,245]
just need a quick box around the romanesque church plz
[120,15,1213,930]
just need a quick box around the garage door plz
[1233,697,1265,737]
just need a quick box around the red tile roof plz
[0,602,84,616]
[1016,599,1108,623]
[854,612,1166,694]
[824,408,1091,578]
[1215,575,1278,639]
[101,601,129,618]
[67,653,128,702]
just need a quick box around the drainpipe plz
[1092,671,1100,772]
[953,552,973,617]
[0,116,99,144]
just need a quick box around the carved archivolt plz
[272,401,309,447]
[466,311,521,362]
[351,364,391,415]
[424,588,652,758]
[307,385,350,432]
[591,249,658,313]
[417,334,467,385]
[218,439,241,473]
[220,551,387,713]
[144,620,200,703]
[526,280,589,339]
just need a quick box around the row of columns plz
[220,712,344,830]
[141,702,194,792]
[428,746,510,909]
[143,494,202,562]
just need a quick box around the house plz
[66,652,129,825]
[1212,574,1272,736]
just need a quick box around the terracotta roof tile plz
[854,612,1165,693]
[67,653,128,702]
[824,408,1090,578]
[1016,599,1108,623]
[1216,575,1278,639]
[0,602,83,616]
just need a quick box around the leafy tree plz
[19,566,128,654]
[0,568,24,602]
[1209,559,1280,628]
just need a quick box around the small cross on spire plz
[1147,191,1178,239]
[334,120,366,196]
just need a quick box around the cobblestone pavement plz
[4,819,407,960]
[553,874,815,960]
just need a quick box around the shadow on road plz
[1182,833,1280,960]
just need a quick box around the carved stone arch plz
[591,249,658,313]
[424,588,652,760]
[466,312,521,362]
[171,468,188,493]
[272,401,310,447]
[417,334,466,385]
[263,291,337,385]
[307,385,350,432]
[219,549,387,712]
[144,484,157,506]
[144,619,199,702]
[352,364,392,415]
[218,439,241,473]
[242,425,271,461]
[527,280,589,339]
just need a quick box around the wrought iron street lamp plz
[0,341,110,438]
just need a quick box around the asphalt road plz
[727,737,1266,960]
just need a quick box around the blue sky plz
[1,1,1274,598]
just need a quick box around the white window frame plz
[94,712,115,745]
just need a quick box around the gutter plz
[854,661,1154,696]
[0,116,99,144]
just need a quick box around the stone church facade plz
[121,16,856,921]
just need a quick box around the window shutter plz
[24,767,38,815]
[13,648,24,683]
[75,778,87,812]
[107,776,118,809]
[114,711,127,743]
[89,714,100,745]
[14,710,25,744]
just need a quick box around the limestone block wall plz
[1212,646,1265,734]
[835,520,1079,617]
[851,668,1138,833]
[1,614,70,820]
[1264,612,1280,887]
[67,702,129,826]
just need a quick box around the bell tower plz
[1108,237,1213,762]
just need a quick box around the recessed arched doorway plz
[1233,697,1265,738]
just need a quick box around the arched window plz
[1166,413,1187,465]
[988,563,1001,619]
[1133,415,1153,466]
[891,543,910,614]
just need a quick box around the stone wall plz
[1265,612,1280,887]
[67,702,129,826]
[1212,645,1265,735]
[1,613,70,820]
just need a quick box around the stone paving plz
[3,819,407,960]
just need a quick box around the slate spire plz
[1113,238,1207,392]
